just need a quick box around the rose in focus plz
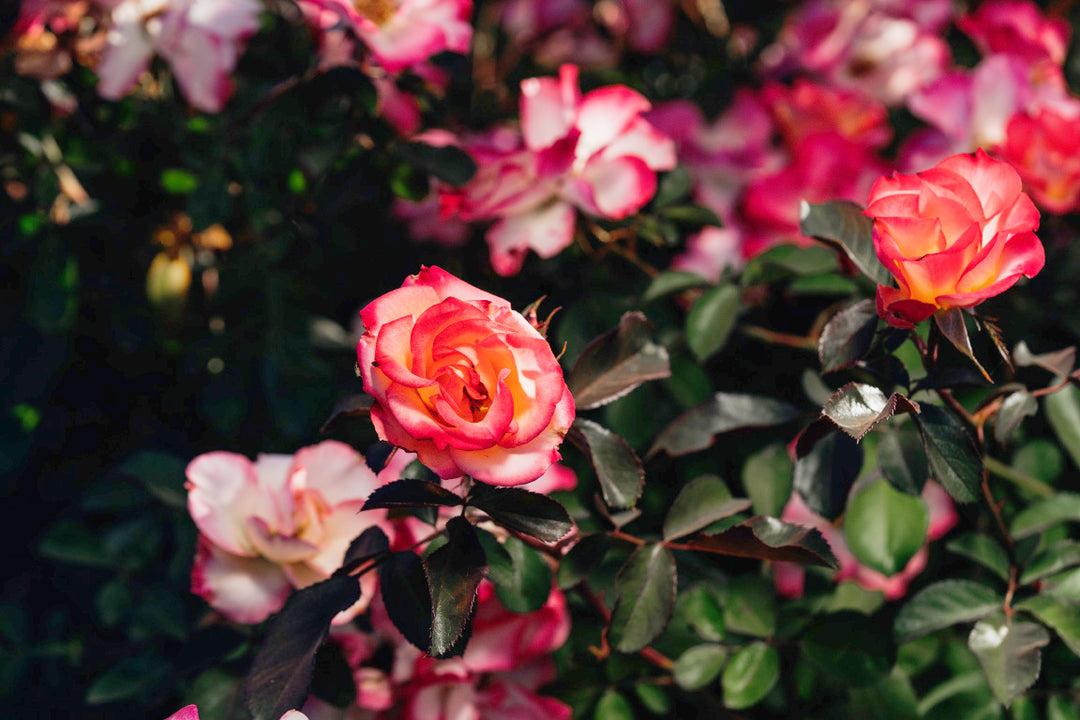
[357,266,574,486]
[866,149,1044,328]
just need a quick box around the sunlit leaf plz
[567,311,671,410]
[819,299,879,374]
[663,475,749,540]
[799,200,891,286]
[723,643,778,709]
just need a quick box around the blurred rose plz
[96,0,261,112]
[762,79,891,151]
[443,65,675,275]
[774,482,958,600]
[997,107,1080,215]
[186,441,416,624]
[167,706,308,720]
[298,0,472,74]
[958,0,1070,67]
[356,266,574,486]
[866,150,1044,328]
[320,580,571,720]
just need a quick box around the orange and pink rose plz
[866,149,1045,328]
[357,266,574,486]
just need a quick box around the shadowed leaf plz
[333,526,390,577]
[1011,493,1080,539]
[398,142,477,186]
[320,394,374,434]
[649,393,798,458]
[803,612,895,687]
[915,404,981,503]
[994,391,1038,445]
[1016,596,1080,658]
[878,427,928,495]
[946,534,1010,582]
[642,270,712,304]
[1044,384,1080,471]
[799,200,892,286]
[557,534,612,590]
[567,312,671,410]
[681,516,837,568]
[794,431,862,520]
[362,480,463,511]
[568,419,644,510]
[424,517,486,658]
[381,552,432,653]
[819,299,879,374]
[468,482,573,543]
[609,543,677,653]
[245,576,363,720]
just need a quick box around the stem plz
[1030,367,1080,398]
[1003,566,1018,620]
[983,456,1055,499]
[981,469,1014,551]
[740,325,818,350]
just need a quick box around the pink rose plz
[775,482,958,601]
[186,441,416,624]
[96,0,262,113]
[866,150,1045,328]
[328,580,571,720]
[356,266,575,486]
[997,106,1080,215]
[958,0,1070,66]
[166,706,307,720]
[443,65,675,275]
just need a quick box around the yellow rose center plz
[354,0,398,26]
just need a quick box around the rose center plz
[353,0,398,25]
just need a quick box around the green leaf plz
[723,642,779,709]
[362,479,463,510]
[653,167,692,207]
[1010,493,1080,539]
[686,284,741,362]
[1020,541,1080,584]
[86,649,171,705]
[684,516,838,568]
[568,419,645,510]
[1016,596,1080,657]
[380,552,432,653]
[799,200,892,286]
[894,580,1002,642]
[821,383,920,441]
[649,392,798,458]
[721,575,776,638]
[946,534,1011,582]
[594,689,634,720]
[424,517,487,658]
[641,270,711,304]
[915,404,982,503]
[467,483,573,543]
[994,392,1038,445]
[741,245,838,286]
[633,685,671,715]
[878,426,929,495]
[847,669,920,720]
[186,668,244,720]
[556,534,612,590]
[788,272,859,295]
[659,204,722,226]
[1044,384,1080,470]
[609,543,677,653]
[567,312,671,410]
[1041,566,1080,604]
[803,611,895,687]
[674,644,727,690]
[968,615,1049,707]
[118,450,188,508]
[1050,696,1080,720]
[245,576,363,720]
[793,431,863,520]
[96,579,132,629]
[741,443,793,517]
[845,478,929,576]
[160,168,199,194]
[819,299,879,374]
[663,475,749,540]
[397,142,477,186]
[28,239,79,334]
[680,585,726,642]
[491,536,552,614]
[38,520,113,568]
[917,670,1001,720]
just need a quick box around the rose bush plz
[866,149,1045,328]
[356,266,574,486]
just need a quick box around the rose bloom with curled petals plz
[357,266,575,486]
[866,149,1045,328]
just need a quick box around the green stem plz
[983,456,1055,499]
